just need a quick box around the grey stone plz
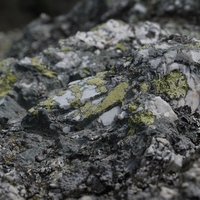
[1,0,200,199]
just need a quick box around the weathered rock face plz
[1,0,200,200]
[6,0,200,60]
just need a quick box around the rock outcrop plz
[1,0,200,199]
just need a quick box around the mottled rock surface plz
[1,0,200,200]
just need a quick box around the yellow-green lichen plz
[43,50,52,56]
[68,73,108,107]
[130,110,155,125]
[152,71,188,99]
[86,77,107,93]
[96,71,107,77]
[31,57,57,78]
[126,57,132,61]
[110,66,116,72]
[57,90,66,96]
[38,97,55,110]
[186,42,200,48]
[128,102,139,112]
[127,127,135,136]
[68,83,82,107]
[3,153,15,163]
[81,82,129,119]
[61,47,72,53]
[28,108,38,116]
[116,43,126,52]
[140,82,149,93]
[80,67,90,78]
[0,69,17,98]
[139,45,147,50]
[0,58,15,70]
[193,42,200,48]
[91,24,104,31]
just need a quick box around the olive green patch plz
[28,108,39,116]
[152,71,188,99]
[68,73,108,107]
[0,58,17,98]
[140,82,149,93]
[110,66,116,72]
[80,67,90,78]
[91,24,104,31]
[31,57,57,78]
[96,71,107,78]
[57,90,67,96]
[139,45,147,50]
[116,43,126,51]
[81,82,129,119]
[130,110,155,125]
[128,102,139,112]
[61,47,72,53]
[127,127,135,136]
[187,42,200,48]
[38,97,55,110]
[68,83,82,107]
[86,77,107,93]
[0,69,17,98]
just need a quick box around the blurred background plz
[0,0,80,31]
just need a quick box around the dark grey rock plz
[1,0,200,200]
[6,0,200,59]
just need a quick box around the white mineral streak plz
[92,97,104,105]
[19,57,31,65]
[177,50,200,65]
[75,19,134,49]
[155,43,171,50]
[80,85,100,104]
[149,58,162,69]
[97,106,121,126]
[184,90,200,113]
[55,51,81,70]
[53,90,74,109]
[189,50,200,64]
[65,110,80,121]
[160,186,178,200]
[53,78,102,109]
[62,126,71,133]
[134,21,165,45]
[164,50,177,65]
[181,64,200,112]
[145,96,178,121]
[132,3,147,14]
[68,80,81,85]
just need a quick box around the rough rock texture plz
[1,0,200,200]
[6,0,200,60]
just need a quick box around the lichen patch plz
[152,71,188,99]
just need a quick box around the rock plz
[6,0,200,59]
[1,0,200,199]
